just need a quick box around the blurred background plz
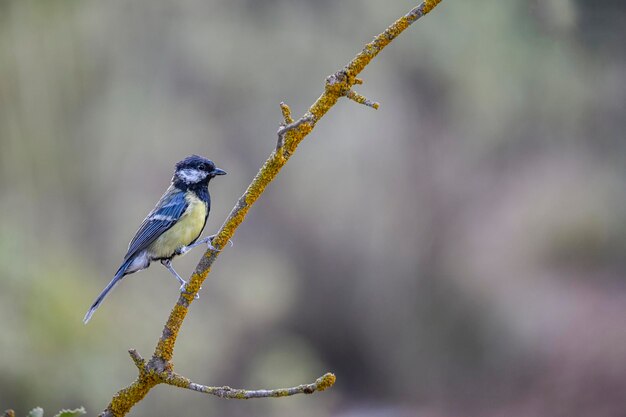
[1,0,626,416]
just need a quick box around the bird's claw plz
[179,282,201,299]
[206,234,234,251]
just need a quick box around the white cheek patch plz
[177,168,207,184]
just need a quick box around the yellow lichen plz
[275,389,289,397]
[107,377,158,417]
[316,373,336,391]
[422,0,443,15]
[280,102,294,124]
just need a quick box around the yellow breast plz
[148,193,207,259]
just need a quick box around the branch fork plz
[326,70,380,109]
[122,349,334,405]
[276,103,315,156]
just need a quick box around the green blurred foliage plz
[1,0,626,416]
[21,407,85,417]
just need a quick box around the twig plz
[276,112,315,153]
[280,101,294,124]
[100,1,443,415]
[119,349,335,401]
[128,349,146,372]
[346,90,380,109]
[165,372,336,399]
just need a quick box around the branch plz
[346,90,380,109]
[100,1,443,415]
[276,109,314,154]
[165,372,336,399]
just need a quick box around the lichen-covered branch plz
[165,371,336,399]
[276,109,314,152]
[346,90,380,109]
[100,1,443,416]
[102,349,334,413]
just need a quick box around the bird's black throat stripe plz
[173,179,210,206]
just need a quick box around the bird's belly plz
[148,197,207,259]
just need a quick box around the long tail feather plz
[83,261,131,324]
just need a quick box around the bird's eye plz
[198,163,207,170]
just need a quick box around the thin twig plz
[165,372,336,399]
[346,90,380,109]
[280,101,294,124]
[276,112,315,152]
[128,349,146,372]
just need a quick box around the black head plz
[173,155,226,186]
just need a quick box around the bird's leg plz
[160,259,186,287]
[177,234,233,255]
[160,259,199,299]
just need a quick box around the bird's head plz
[173,155,226,186]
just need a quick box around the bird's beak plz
[211,168,227,176]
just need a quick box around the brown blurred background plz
[1,0,626,416]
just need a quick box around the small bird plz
[83,155,226,324]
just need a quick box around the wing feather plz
[123,186,188,261]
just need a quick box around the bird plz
[83,155,226,324]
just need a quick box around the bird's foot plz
[177,235,233,255]
[205,234,234,251]
[179,282,201,299]
[161,259,200,299]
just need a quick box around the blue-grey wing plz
[123,186,188,261]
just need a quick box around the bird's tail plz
[83,260,131,324]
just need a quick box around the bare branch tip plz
[316,373,336,391]
[128,349,146,369]
[280,102,294,124]
[346,90,380,109]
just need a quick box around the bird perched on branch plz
[83,155,227,324]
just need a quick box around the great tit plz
[83,155,226,324]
